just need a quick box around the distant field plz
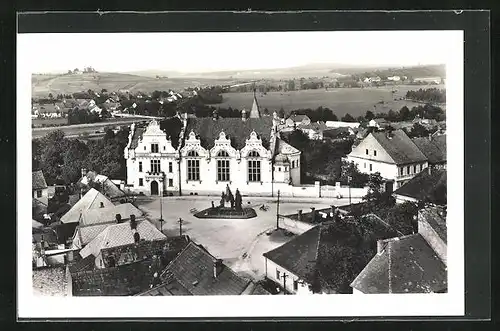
[32,118,67,126]
[32,72,238,97]
[31,118,148,139]
[211,85,446,118]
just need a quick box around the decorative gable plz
[180,130,208,158]
[210,131,239,160]
[135,120,176,154]
[240,131,271,158]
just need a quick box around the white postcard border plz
[17,30,464,318]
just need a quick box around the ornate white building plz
[124,95,301,196]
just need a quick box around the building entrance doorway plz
[151,180,159,196]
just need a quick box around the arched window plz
[217,150,229,157]
[217,150,230,181]
[187,150,199,157]
[248,150,260,158]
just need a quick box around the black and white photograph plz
[16,12,472,319]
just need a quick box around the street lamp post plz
[276,190,281,230]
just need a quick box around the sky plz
[21,31,456,73]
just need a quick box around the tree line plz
[405,88,445,104]
[32,118,183,186]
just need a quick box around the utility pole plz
[276,190,280,230]
[178,218,184,236]
[281,272,289,294]
[159,194,164,233]
[348,176,352,207]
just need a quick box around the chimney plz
[428,133,432,141]
[213,259,223,278]
[297,210,302,221]
[386,131,393,139]
[311,207,316,223]
[115,213,122,223]
[134,232,140,244]
[130,214,137,230]
[241,109,247,122]
[428,166,432,175]
[81,168,87,178]
[100,202,104,208]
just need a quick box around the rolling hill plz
[31,72,239,98]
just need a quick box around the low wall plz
[130,179,368,199]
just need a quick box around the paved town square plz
[136,195,361,279]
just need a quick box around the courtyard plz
[135,195,361,281]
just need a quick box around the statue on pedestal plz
[226,184,235,209]
[235,189,242,211]
[220,192,226,208]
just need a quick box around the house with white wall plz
[32,170,48,204]
[124,120,179,196]
[124,103,302,196]
[263,218,399,294]
[285,114,311,127]
[345,129,428,189]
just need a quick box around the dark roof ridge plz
[158,241,197,280]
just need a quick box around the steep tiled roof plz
[60,188,114,224]
[322,127,352,138]
[275,138,300,155]
[32,226,59,243]
[32,198,47,219]
[412,135,447,164]
[350,234,447,293]
[287,114,310,123]
[80,203,142,227]
[73,223,110,248]
[159,242,251,295]
[68,254,96,273]
[300,122,329,131]
[137,276,192,296]
[78,171,127,200]
[71,259,156,296]
[32,170,48,190]
[185,117,274,150]
[394,168,447,205]
[371,130,427,164]
[250,283,272,295]
[32,219,44,229]
[100,236,190,268]
[263,220,399,293]
[130,127,146,149]
[79,220,166,259]
[419,206,447,244]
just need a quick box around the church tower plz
[249,88,261,118]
